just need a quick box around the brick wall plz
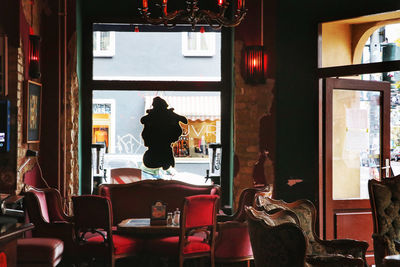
[233,41,275,207]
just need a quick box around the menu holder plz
[150,201,167,226]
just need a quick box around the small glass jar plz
[167,212,173,225]
[173,208,180,226]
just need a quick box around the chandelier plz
[139,0,247,29]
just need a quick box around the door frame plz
[323,77,391,241]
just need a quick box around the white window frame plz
[93,31,115,57]
[182,32,216,57]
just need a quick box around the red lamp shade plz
[29,35,41,79]
[244,45,267,84]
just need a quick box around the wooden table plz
[117,218,180,236]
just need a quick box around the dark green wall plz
[274,0,400,203]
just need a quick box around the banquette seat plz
[98,179,220,227]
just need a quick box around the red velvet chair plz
[72,195,143,267]
[215,187,268,266]
[23,187,75,261]
[146,194,220,267]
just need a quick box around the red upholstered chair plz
[23,187,75,261]
[146,194,220,267]
[215,187,269,266]
[71,195,142,267]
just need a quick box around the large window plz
[90,24,223,188]
[92,25,221,81]
[92,91,220,184]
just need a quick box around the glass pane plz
[332,90,381,200]
[321,20,400,67]
[362,23,400,64]
[92,24,221,81]
[360,70,400,174]
[93,32,97,51]
[92,91,221,185]
[99,32,110,51]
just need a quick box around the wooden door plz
[323,78,391,265]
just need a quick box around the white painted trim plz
[93,75,221,81]
[93,32,115,57]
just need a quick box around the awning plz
[144,96,220,121]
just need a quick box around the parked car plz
[391,148,400,161]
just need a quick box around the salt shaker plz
[167,212,173,225]
[173,208,180,226]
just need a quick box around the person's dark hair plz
[152,96,169,110]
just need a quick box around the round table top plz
[116,218,180,236]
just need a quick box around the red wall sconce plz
[29,35,41,79]
[244,45,267,84]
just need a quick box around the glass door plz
[324,77,390,262]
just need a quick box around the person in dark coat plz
[141,96,188,170]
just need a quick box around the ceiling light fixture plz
[139,0,247,30]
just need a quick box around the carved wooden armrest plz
[320,239,368,259]
[306,254,364,267]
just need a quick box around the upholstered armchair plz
[23,187,75,260]
[368,176,400,267]
[257,196,368,266]
[245,205,307,267]
[215,187,269,266]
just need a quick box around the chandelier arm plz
[203,17,223,30]
[216,9,247,27]
[138,0,246,28]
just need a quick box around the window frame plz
[93,31,115,57]
[81,20,234,208]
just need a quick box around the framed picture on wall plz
[0,34,8,96]
[25,81,42,143]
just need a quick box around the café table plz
[116,218,180,236]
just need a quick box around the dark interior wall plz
[78,0,400,204]
[274,0,400,203]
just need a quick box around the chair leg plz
[179,257,184,267]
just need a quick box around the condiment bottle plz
[167,212,173,225]
[173,208,180,226]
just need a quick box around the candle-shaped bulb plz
[218,0,224,6]
[238,0,245,9]
[142,0,148,9]
[163,0,168,14]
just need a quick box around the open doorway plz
[319,11,400,265]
